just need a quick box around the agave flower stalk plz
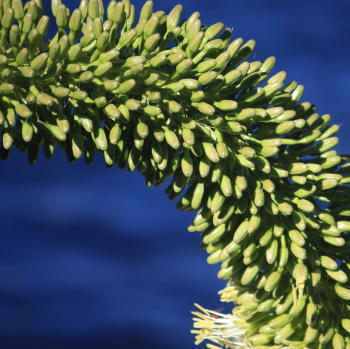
[0,0,350,348]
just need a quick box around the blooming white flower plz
[191,303,252,349]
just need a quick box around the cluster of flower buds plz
[0,0,349,348]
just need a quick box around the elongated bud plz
[22,121,34,142]
[30,53,48,71]
[16,104,32,118]
[167,4,182,31]
[51,0,61,17]
[143,14,159,37]
[144,33,160,51]
[204,22,224,41]
[97,0,104,18]
[56,4,68,29]
[186,11,200,35]
[139,0,153,21]
[36,15,50,36]
[37,93,54,106]
[176,58,193,74]
[214,100,238,111]
[92,17,103,36]
[117,29,137,49]
[9,25,20,46]
[96,31,109,51]
[79,0,88,18]
[0,83,14,95]
[1,8,14,29]
[22,13,33,33]
[94,61,112,76]
[108,1,124,23]
[88,0,100,19]
[56,35,68,57]
[187,18,201,40]
[16,47,29,65]
[67,44,81,61]
[66,63,81,74]
[187,31,204,56]
[51,86,70,98]
[69,9,82,32]
[27,1,39,20]
[48,42,60,60]
[12,0,24,20]
[79,71,94,83]
[3,130,14,150]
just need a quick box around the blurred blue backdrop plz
[0,0,349,348]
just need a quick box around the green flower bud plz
[67,44,81,61]
[66,63,81,74]
[80,32,95,47]
[144,33,161,52]
[9,25,20,47]
[92,17,103,37]
[117,29,137,49]
[192,102,215,116]
[37,93,54,106]
[94,96,107,108]
[30,53,48,71]
[36,15,50,36]
[103,80,119,91]
[204,22,224,40]
[136,121,149,138]
[88,0,100,20]
[187,31,204,56]
[115,79,136,93]
[56,4,68,28]
[2,130,14,150]
[79,71,94,83]
[104,104,121,120]
[109,124,122,144]
[21,121,33,142]
[167,4,182,31]
[94,61,112,77]
[144,105,161,116]
[46,123,67,142]
[51,86,70,98]
[69,9,82,32]
[48,42,60,60]
[143,14,159,37]
[51,0,61,17]
[164,128,180,150]
[149,53,166,68]
[98,48,120,63]
[0,83,14,95]
[79,0,88,19]
[20,66,34,78]
[108,1,124,23]
[16,104,32,118]
[96,31,109,51]
[139,0,153,21]
[70,90,88,101]
[13,0,24,20]
[125,99,140,111]
[28,28,40,47]
[58,34,69,56]
[1,8,14,29]
[167,53,184,66]
[97,0,104,18]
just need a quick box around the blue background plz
[1,0,350,348]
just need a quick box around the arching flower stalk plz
[0,0,349,348]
